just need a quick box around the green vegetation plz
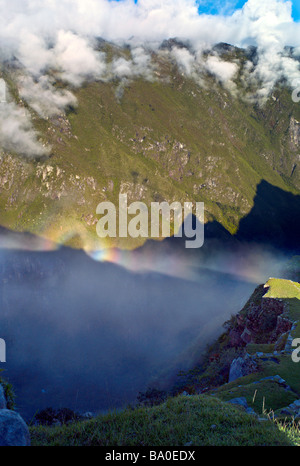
[246,343,275,355]
[231,356,300,396]
[264,278,300,301]
[264,278,300,338]
[0,371,15,410]
[29,394,298,446]
[209,379,298,414]
[0,43,300,249]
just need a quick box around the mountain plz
[0,40,300,250]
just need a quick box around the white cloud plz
[110,47,155,81]
[1,0,299,93]
[205,55,239,83]
[0,101,50,157]
[18,75,78,118]
[229,0,300,99]
[53,31,107,86]
[171,47,196,76]
[0,0,300,155]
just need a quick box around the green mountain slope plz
[0,42,300,249]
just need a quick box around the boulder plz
[228,398,258,417]
[0,409,30,446]
[228,397,248,410]
[228,354,257,383]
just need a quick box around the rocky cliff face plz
[290,117,300,151]
[174,279,300,395]
[227,287,292,347]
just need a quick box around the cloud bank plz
[0,0,299,156]
[0,99,50,157]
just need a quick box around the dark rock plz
[241,328,252,344]
[228,328,244,347]
[0,409,30,446]
[228,397,248,410]
[274,332,288,351]
[228,354,257,383]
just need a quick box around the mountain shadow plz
[159,179,300,254]
[0,179,299,257]
[235,180,300,252]
[137,180,299,262]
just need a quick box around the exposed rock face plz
[272,315,293,342]
[228,354,258,383]
[290,117,300,150]
[228,328,244,347]
[244,298,285,339]
[228,287,290,347]
[0,410,30,446]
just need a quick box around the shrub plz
[137,388,167,407]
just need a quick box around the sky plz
[293,0,300,20]
[195,0,300,20]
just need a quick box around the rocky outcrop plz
[228,287,291,347]
[228,354,258,383]
[0,410,30,446]
[272,315,293,341]
[0,384,30,446]
[227,397,257,417]
[280,400,300,419]
[289,117,300,150]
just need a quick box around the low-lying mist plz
[0,235,289,420]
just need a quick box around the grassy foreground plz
[29,394,300,446]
